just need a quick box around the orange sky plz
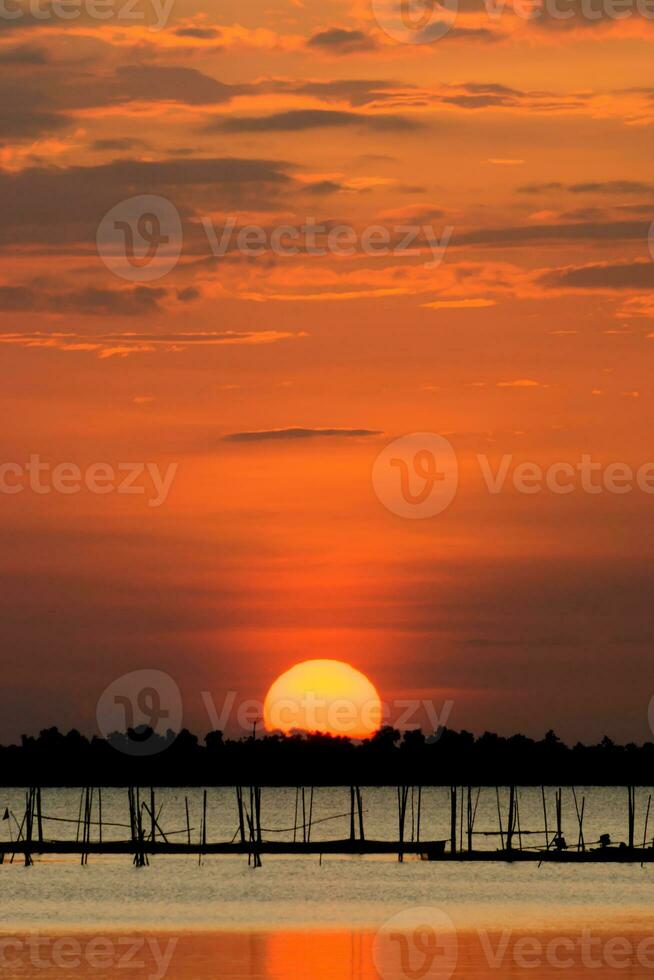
[2,0,654,743]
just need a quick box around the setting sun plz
[263,660,382,739]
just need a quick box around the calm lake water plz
[1,786,653,933]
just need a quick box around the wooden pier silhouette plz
[2,784,652,867]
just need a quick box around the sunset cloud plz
[307,27,377,53]
[224,427,382,442]
[209,109,420,133]
[540,260,654,290]
[0,330,304,357]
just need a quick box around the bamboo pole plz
[506,786,515,852]
[641,794,651,869]
[515,792,523,851]
[450,787,458,855]
[36,788,43,844]
[128,788,134,844]
[495,787,504,850]
[236,787,246,845]
[203,790,208,850]
[308,788,315,844]
[467,787,473,852]
[24,789,34,867]
[398,786,409,862]
[571,788,585,852]
[643,795,652,849]
[302,786,307,844]
[356,787,364,843]
[75,788,84,843]
[293,788,299,844]
[255,787,262,845]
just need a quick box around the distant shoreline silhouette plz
[3,726,654,786]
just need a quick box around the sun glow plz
[263,659,382,739]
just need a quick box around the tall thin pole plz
[36,788,43,844]
[308,788,314,844]
[628,787,636,850]
[149,789,155,843]
[203,790,208,850]
[467,787,473,852]
[293,788,299,844]
[450,787,457,855]
[495,787,505,850]
[356,787,365,843]
[236,787,246,845]
[398,786,409,863]
[541,787,549,850]
[506,785,515,852]
[643,795,652,850]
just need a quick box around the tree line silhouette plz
[2,726,654,786]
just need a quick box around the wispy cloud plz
[224,427,382,442]
[423,298,497,309]
[208,109,420,133]
[0,330,305,358]
[307,27,377,53]
[497,379,545,388]
[540,261,654,290]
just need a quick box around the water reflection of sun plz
[266,931,374,980]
